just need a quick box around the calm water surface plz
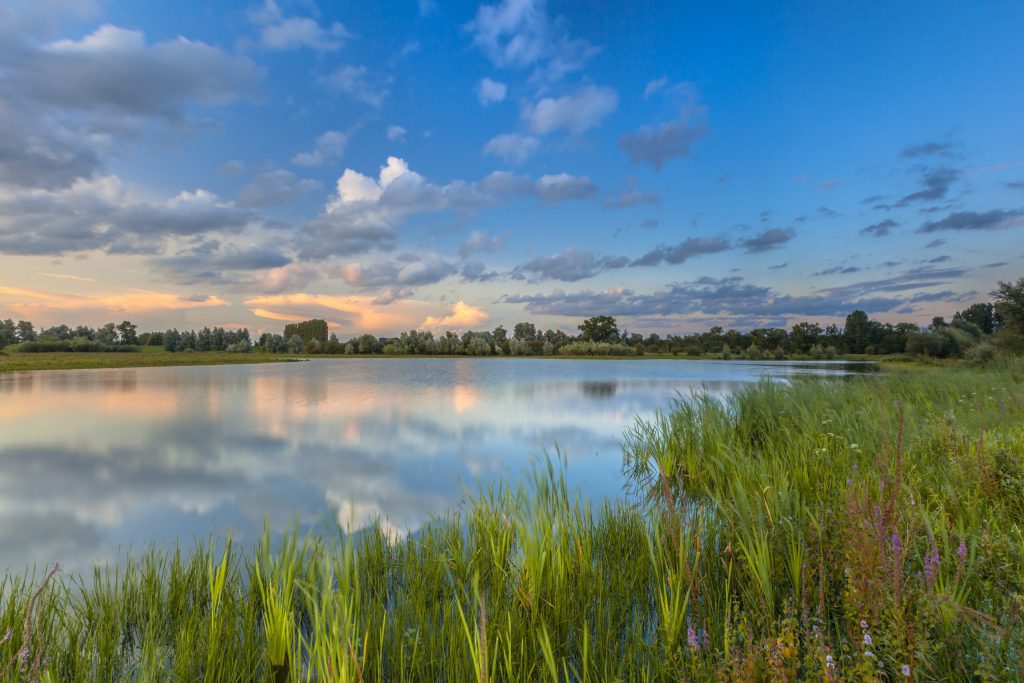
[0,358,864,573]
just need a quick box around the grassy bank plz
[2,362,1022,681]
[0,346,296,373]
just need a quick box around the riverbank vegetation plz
[2,359,1022,680]
[3,278,1020,363]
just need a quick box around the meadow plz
[1,360,1022,681]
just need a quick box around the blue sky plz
[1,0,1022,335]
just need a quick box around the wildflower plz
[891,532,902,555]
[0,628,11,645]
[864,633,872,645]
[826,654,835,669]
[860,620,868,629]
[687,624,700,651]
[958,539,967,563]
[865,650,875,658]
[924,541,940,584]
[19,647,30,670]
[902,664,911,677]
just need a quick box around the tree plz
[15,320,36,343]
[284,319,328,345]
[287,334,305,353]
[578,316,618,343]
[96,323,117,346]
[117,320,138,345]
[844,310,871,354]
[790,322,822,353]
[0,319,16,348]
[994,277,1024,352]
[953,302,1001,335]
[513,322,536,341]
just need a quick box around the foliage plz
[578,315,619,343]
[283,319,329,345]
[994,277,1024,352]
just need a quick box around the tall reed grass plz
[2,361,1022,681]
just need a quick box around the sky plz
[1,0,1022,337]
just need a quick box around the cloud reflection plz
[0,359,859,573]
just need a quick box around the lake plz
[0,358,865,573]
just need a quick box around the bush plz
[964,342,997,365]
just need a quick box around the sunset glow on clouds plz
[0,1,1021,335]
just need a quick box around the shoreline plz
[0,349,896,374]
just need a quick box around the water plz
[0,358,865,573]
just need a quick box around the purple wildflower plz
[958,540,967,563]
[891,532,902,555]
[902,664,911,677]
[924,540,940,584]
[0,628,11,645]
[687,624,699,651]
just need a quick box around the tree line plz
[3,277,1022,360]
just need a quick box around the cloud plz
[533,173,598,201]
[386,125,407,142]
[482,133,540,164]
[0,283,228,324]
[247,0,349,52]
[813,265,861,276]
[738,228,795,253]
[218,160,246,175]
[504,276,905,322]
[237,170,319,208]
[917,209,1023,233]
[0,23,262,191]
[900,140,959,158]
[17,25,262,121]
[246,292,434,333]
[322,65,389,107]
[0,0,104,41]
[157,243,292,284]
[477,78,508,105]
[819,266,969,299]
[258,263,321,294]
[523,85,618,135]
[897,166,959,205]
[292,130,349,166]
[632,237,731,266]
[604,182,660,209]
[643,77,668,98]
[466,0,598,81]
[514,248,627,282]
[421,300,489,330]
[860,219,898,237]
[296,159,598,258]
[0,176,256,256]
[619,109,706,170]
[342,253,456,289]
[459,230,502,257]
[1007,181,1024,190]
[458,261,500,282]
[924,239,945,248]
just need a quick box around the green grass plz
[0,348,296,373]
[1,361,1022,681]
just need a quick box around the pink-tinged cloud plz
[0,284,227,324]
[245,292,433,334]
[421,301,489,330]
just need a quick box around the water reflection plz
[0,358,864,573]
